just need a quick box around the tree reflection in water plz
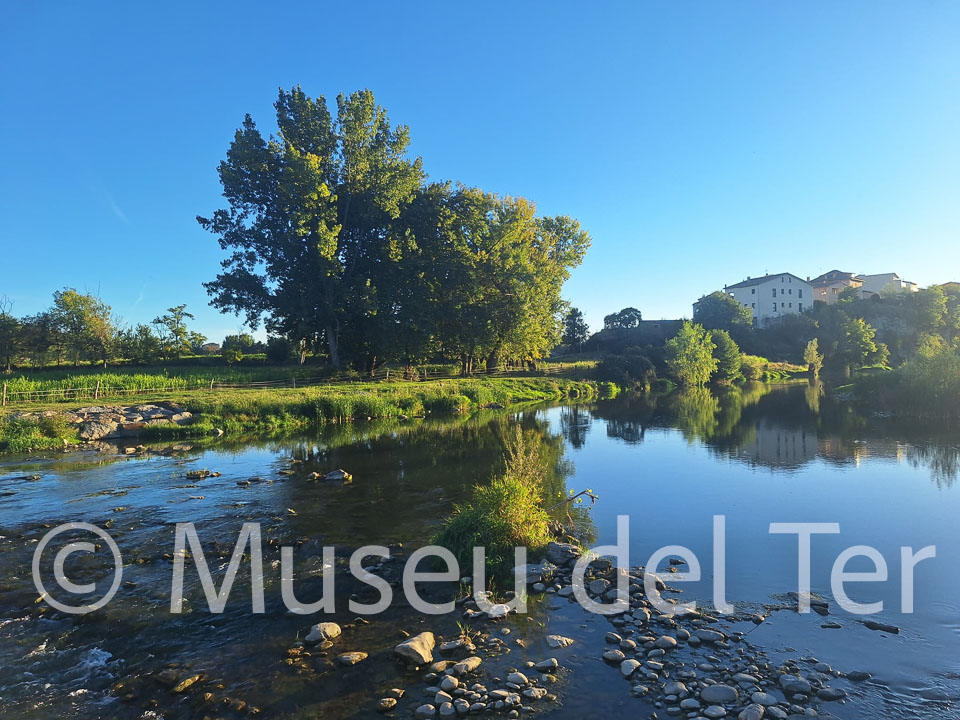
[585,382,959,485]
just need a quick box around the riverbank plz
[0,376,602,454]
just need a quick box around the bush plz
[0,416,78,453]
[598,381,619,398]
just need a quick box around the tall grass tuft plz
[433,427,554,582]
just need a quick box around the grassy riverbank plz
[0,376,601,454]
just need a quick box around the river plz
[0,381,957,719]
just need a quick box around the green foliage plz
[51,288,115,367]
[693,291,754,333]
[597,381,620,398]
[0,415,78,453]
[562,307,590,347]
[152,305,200,360]
[710,329,742,383]
[803,338,824,377]
[595,349,656,389]
[199,87,590,374]
[665,322,718,387]
[856,343,960,418]
[603,307,642,330]
[266,336,297,363]
[433,428,554,580]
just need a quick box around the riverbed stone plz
[545,542,580,566]
[304,622,341,644]
[395,632,436,665]
[738,704,765,720]
[545,634,574,648]
[701,684,739,704]
[817,687,846,701]
[778,675,811,695]
[415,704,437,719]
[335,651,367,666]
[452,656,482,675]
[377,697,397,712]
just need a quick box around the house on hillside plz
[723,272,812,327]
[858,273,919,298]
[810,270,863,305]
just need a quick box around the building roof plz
[724,272,809,290]
[809,269,862,286]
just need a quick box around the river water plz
[0,382,957,718]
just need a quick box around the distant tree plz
[710,329,742,383]
[837,286,861,304]
[52,288,115,367]
[603,307,642,330]
[803,338,824,377]
[0,296,21,371]
[916,286,948,335]
[153,304,196,359]
[118,324,163,365]
[693,291,753,333]
[266,336,297,363]
[562,307,589,349]
[188,332,208,355]
[834,318,878,374]
[665,321,718,387]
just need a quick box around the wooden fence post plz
[292,376,297,389]
[2,382,6,407]
[210,378,215,390]
[94,378,101,400]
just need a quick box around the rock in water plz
[336,651,367,666]
[324,468,353,482]
[304,622,341,644]
[395,631,436,665]
[545,634,574,648]
[701,684,739,704]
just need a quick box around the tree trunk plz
[325,323,341,369]
[486,349,500,374]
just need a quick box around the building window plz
[799,289,803,298]
[751,302,756,309]
[772,288,777,297]
[781,302,785,308]
[789,303,793,308]
[751,288,756,294]
[789,288,792,295]
[798,302,803,312]
[773,303,777,312]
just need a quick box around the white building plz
[858,272,919,298]
[723,272,813,327]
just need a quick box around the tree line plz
[199,86,591,374]
[583,283,960,387]
[0,291,295,370]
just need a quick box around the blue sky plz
[2,2,959,341]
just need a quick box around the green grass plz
[432,428,556,582]
[0,375,606,453]
[127,377,599,440]
[0,415,79,454]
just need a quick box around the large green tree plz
[710,329,742,383]
[200,87,423,368]
[51,289,114,367]
[693,291,754,333]
[665,321,718,387]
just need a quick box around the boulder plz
[395,631,436,665]
[79,420,118,440]
[304,622,341,644]
[545,542,581,566]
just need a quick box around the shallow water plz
[0,383,957,718]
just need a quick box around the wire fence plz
[0,363,567,407]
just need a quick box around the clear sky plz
[2,2,959,341]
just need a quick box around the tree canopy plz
[199,87,590,372]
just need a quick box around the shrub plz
[433,429,553,581]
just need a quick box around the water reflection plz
[587,382,960,485]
